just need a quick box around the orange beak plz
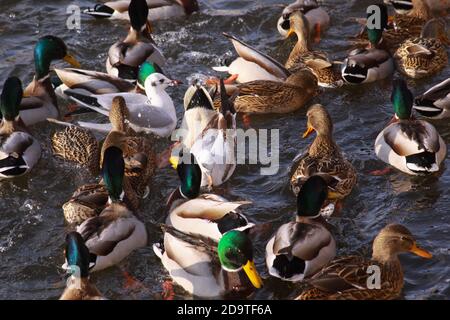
[410,243,432,259]
[287,28,296,37]
[303,125,315,138]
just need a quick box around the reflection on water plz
[0,0,449,300]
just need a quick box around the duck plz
[154,227,262,298]
[74,146,148,272]
[60,232,105,300]
[165,152,253,240]
[106,0,166,80]
[266,175,336,282]
[342,24,395,84]
[0,77,41,179]
[290,104,357,217]
[54,61,163,99]
[284,11,343,88]
[394,18,448,79]
[3,36,80,126]
[375,79,447,175]
[83,0,199,21]
[277,0,330,41]
[177,79,237,188]
[413,77,450,119]
[52,96,155,224]
[63,72,179,137]
[296,223,432,300]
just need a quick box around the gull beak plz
[243,260,263,289]
[63,54,81,68]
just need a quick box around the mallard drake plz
[154,227,262,298]
[342,27,395,84]
[54,61,163,99]
[266,175,336,281]
[5,36,80,126]
[166,153,252,238]
[394,18,448,79]
[177,80,236,188]
[106,0,166,80]
[60,232,105,300]
[0,77,41,179]
[83,0,198,21]
[64,72,179,137]
[375,79,447,175]
[53,96,155,224]
[74,146,148,272]
[277,0,330,40]
[285,11,343,88]
[297,224,432,300]
[290,104,356,216]
[413,77,450,119]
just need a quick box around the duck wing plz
[223,33,290,80]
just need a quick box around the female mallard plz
[54,61,163,98]
[413,77,450,119]
[60,232,105,300]
[11,36,80,126]
[0,77,41,179]
[106,0,165,80]
[297,223,432,300]
[75,146,148,272]
[178,80,237,188]
[83,0,199,21]
[277,0,330,41]
[290,104,357,216]
[64,72,179,137]
[154,227,263,298]
[166,153,252,240]
[394,18,448,79]
[285,11,343,88]
[54,96,155,224]
[266,175,336,281]
[375,79,447,175]
[342,27,395,84]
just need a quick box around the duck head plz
[64,232,94,278]
[392,79,414,120]
[296,175,328,220]
[372,224,432,262]
[183,80,215,111]
[0,77,23,123]
[102,146,125,203]
[218,230,263,289]
[34,35,80,80]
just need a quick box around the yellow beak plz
[302,125,315,138]
[63,54,81,68]
[410,243,432,259]
[243,260,263,289]
[169,156,179,170]
[287,28,296,37]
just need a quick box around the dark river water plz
[0,0,449,300]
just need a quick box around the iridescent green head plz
[367,27,383,46]
[297,175,328,218]
[137,62,163,88]
[102,146,125,202]
[65,232,91,278]
[34,35,80,79]
[172,152,202,199]
[0,77,23,121]
[391,79,413,120]
[217,230,263,289]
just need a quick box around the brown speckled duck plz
[296,224,432,300]
[290,104,357,217]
